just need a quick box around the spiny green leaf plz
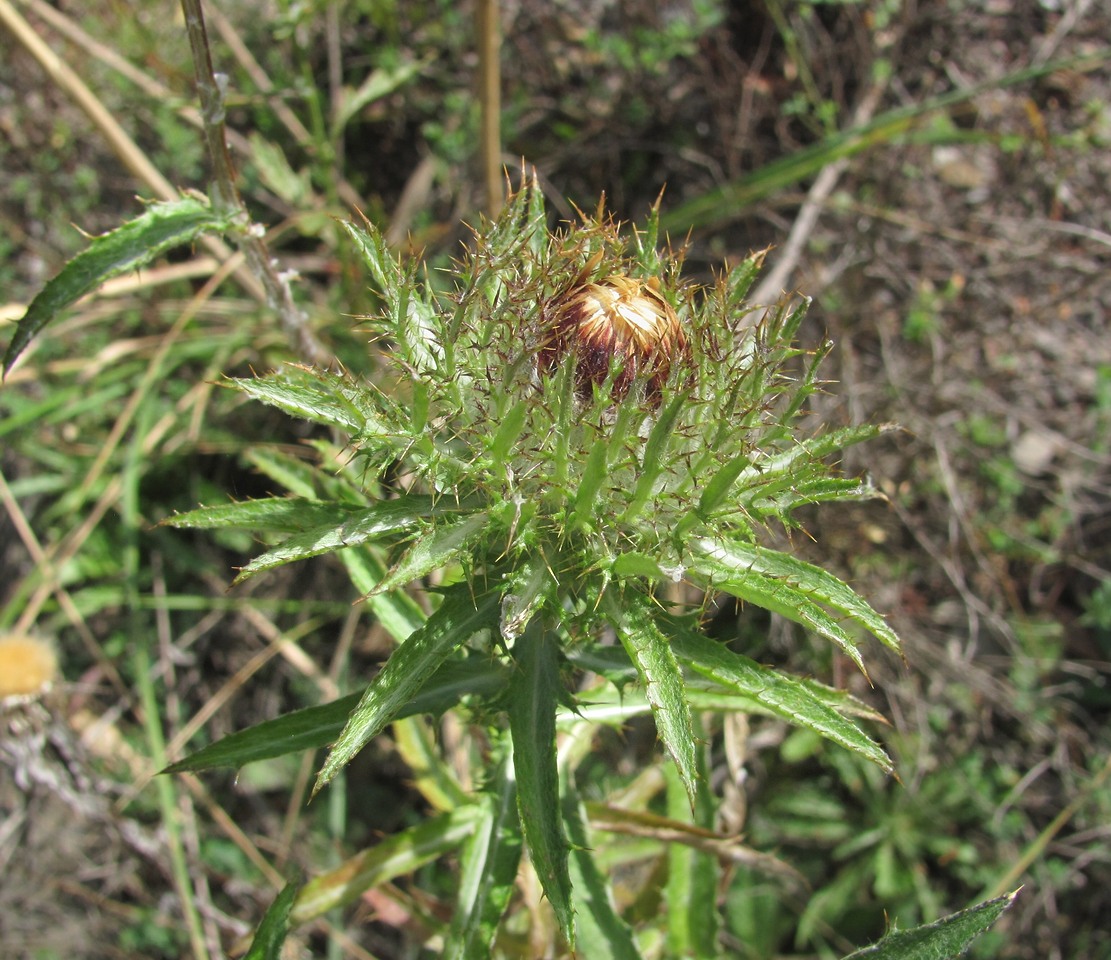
[720,253,766,312]
[633,196,663,276]
[763,476,882,512]
[524,171,548,258]
[778,334,830,426]
[163,498,361,533]
[229,367,394,437]
[487,397,529,467]
[571,433,611,531]
[667,621,893,774]
[610,551,685,583]
[339,219,441,374]
[500,561,554,642]
[233,497,441,584]
[607,593,699,810]
[507,620,575,944]
[733,423,891,502]
[164,693,360,775]
[554,672,884,735]
[314,586,499,794]
[690,552,869,676]
[622,389,689,523]
[4,196,232,375]
[695,539,901,655]
[162,655,509,775]
[841,891,1018,959]
[698,451,753,517]
[550,358,576,491]
[368,510,492,596]
[606,388,652,468]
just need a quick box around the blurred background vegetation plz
[1,0,1109,957]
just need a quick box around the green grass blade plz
[507,620,574,944]
[665,749,718,958]
[340,545,427,642]
[3,196,231,374]
[660,54,1097,234]
[608,592,699,810]
[291,806,483,924]
[244,878,300,960]
[314,585,499,794]
[446,753,523,960]
[393,715,470,812]
[563,787,643,960]
[244,448,323,499]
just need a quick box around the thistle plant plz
[168,177,907,953]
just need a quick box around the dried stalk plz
[179,0,329,365]
[476,0,503,218]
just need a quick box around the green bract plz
[169,177,901,949]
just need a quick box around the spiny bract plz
[331,178,888,635]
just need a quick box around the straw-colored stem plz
[476,0,503,218]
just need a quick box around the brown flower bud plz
[539,276,688,403]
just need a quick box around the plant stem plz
[476,0,503,218]
[178,0,330,365]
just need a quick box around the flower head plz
[539,275,688,403]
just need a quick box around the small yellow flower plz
[0,633,58,700]
[539,276,688,403]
